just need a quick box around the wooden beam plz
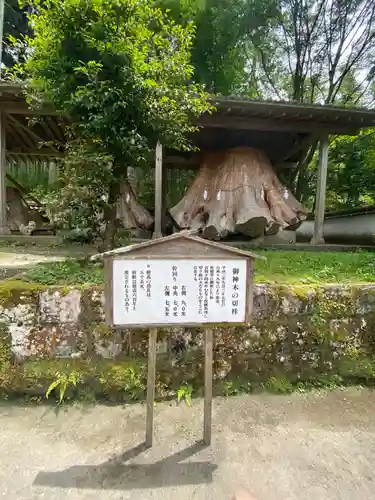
[6,173,44,208]
[7,118,36,150]
[6,150,63,158]
[146,327,157,448]
[197,115,360,136]
[7,114,60,153]
[46,116,65,142]
[0,100,58,116]
[311,136,329,244]
[163,155,199,170]
[203,327,213,445]
[153,141,163,238]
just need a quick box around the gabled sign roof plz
[91,230,266,261]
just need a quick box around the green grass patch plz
[22,259,104,286]
[253,249,375,284]
[19,249,375,286]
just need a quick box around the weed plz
[24,259,103,286]
[265,376,294,394]
[176,383,193,406]
[46,371,81,403]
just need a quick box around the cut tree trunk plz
[170,147,308,240]
[116,178,154,230]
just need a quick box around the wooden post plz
[161,165,167,234]
[311,136,329,244]
[0,113,9,235]
[153,142,163,239]
[146,327,157,447]
[203,327,213,445]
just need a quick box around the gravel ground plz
[1,388,375,500]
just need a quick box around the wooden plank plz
[146,327,157,448]
[91,231,265,260]
[103,258,114,326]
[6,173,43,208]
[203,327,213,445]
[153,142,163,238]
[245,258,254,322]
[7,114,60,153]
[197,115,359,136]
[6,150,63,158]
[0,100,57,115]
[6,119,35,150]
[311,136,329,244]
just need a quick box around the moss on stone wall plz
[0,280,45,308]
[0,281,375,401]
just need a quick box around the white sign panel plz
[112,259,248,326]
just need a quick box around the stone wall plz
[0,282,375,396]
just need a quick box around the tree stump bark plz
[116,178,154,230]
[170,147,308,240]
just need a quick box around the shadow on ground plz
[33,441,217,490]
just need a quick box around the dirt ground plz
[0,245,91,279]
[1,388,375,500]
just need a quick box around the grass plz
[22,259,104,286]
[253,249,375,284]
[19,249,375,286]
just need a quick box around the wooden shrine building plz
[1,82,375,244]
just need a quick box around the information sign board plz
[111,258,248,327]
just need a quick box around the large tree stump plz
[170,147,307,240]
[116,178,154,230]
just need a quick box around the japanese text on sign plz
[112,259,248,326]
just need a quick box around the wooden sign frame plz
[94,231,264,448]
[103,254,254,329]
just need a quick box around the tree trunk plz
[116,178,154,230]
[100,183,120,252]
[170,147,308,240]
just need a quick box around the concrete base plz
[310,237,325,245]
[0,225,11,235]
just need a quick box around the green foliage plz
[3,0,33,69]
[295,375,344,393]
[265,376,294,394]
[327,130,375,208]
[23,258,103,285]
[0,325,15,393]
[46,371,81,403]
[20,249,375,285]
[17,0,211,248]
[158,0,278,94]
[253,249,375,285]
[99,364,145,400]
[176,383,193,406]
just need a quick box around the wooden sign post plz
[94,231,264,447]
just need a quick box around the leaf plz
[46,379,60,400]
[59,380,68,403]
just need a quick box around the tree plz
[3,0,33,68]
[158,0,278,95]
[18,0,211,248]
[326,130,375,208]
[248,0,375,201]
[170,147,307,240]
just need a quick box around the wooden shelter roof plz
[208,97,375,134]
[165,97,375,171]
[1,81,375,170]
[0,82,64,163]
